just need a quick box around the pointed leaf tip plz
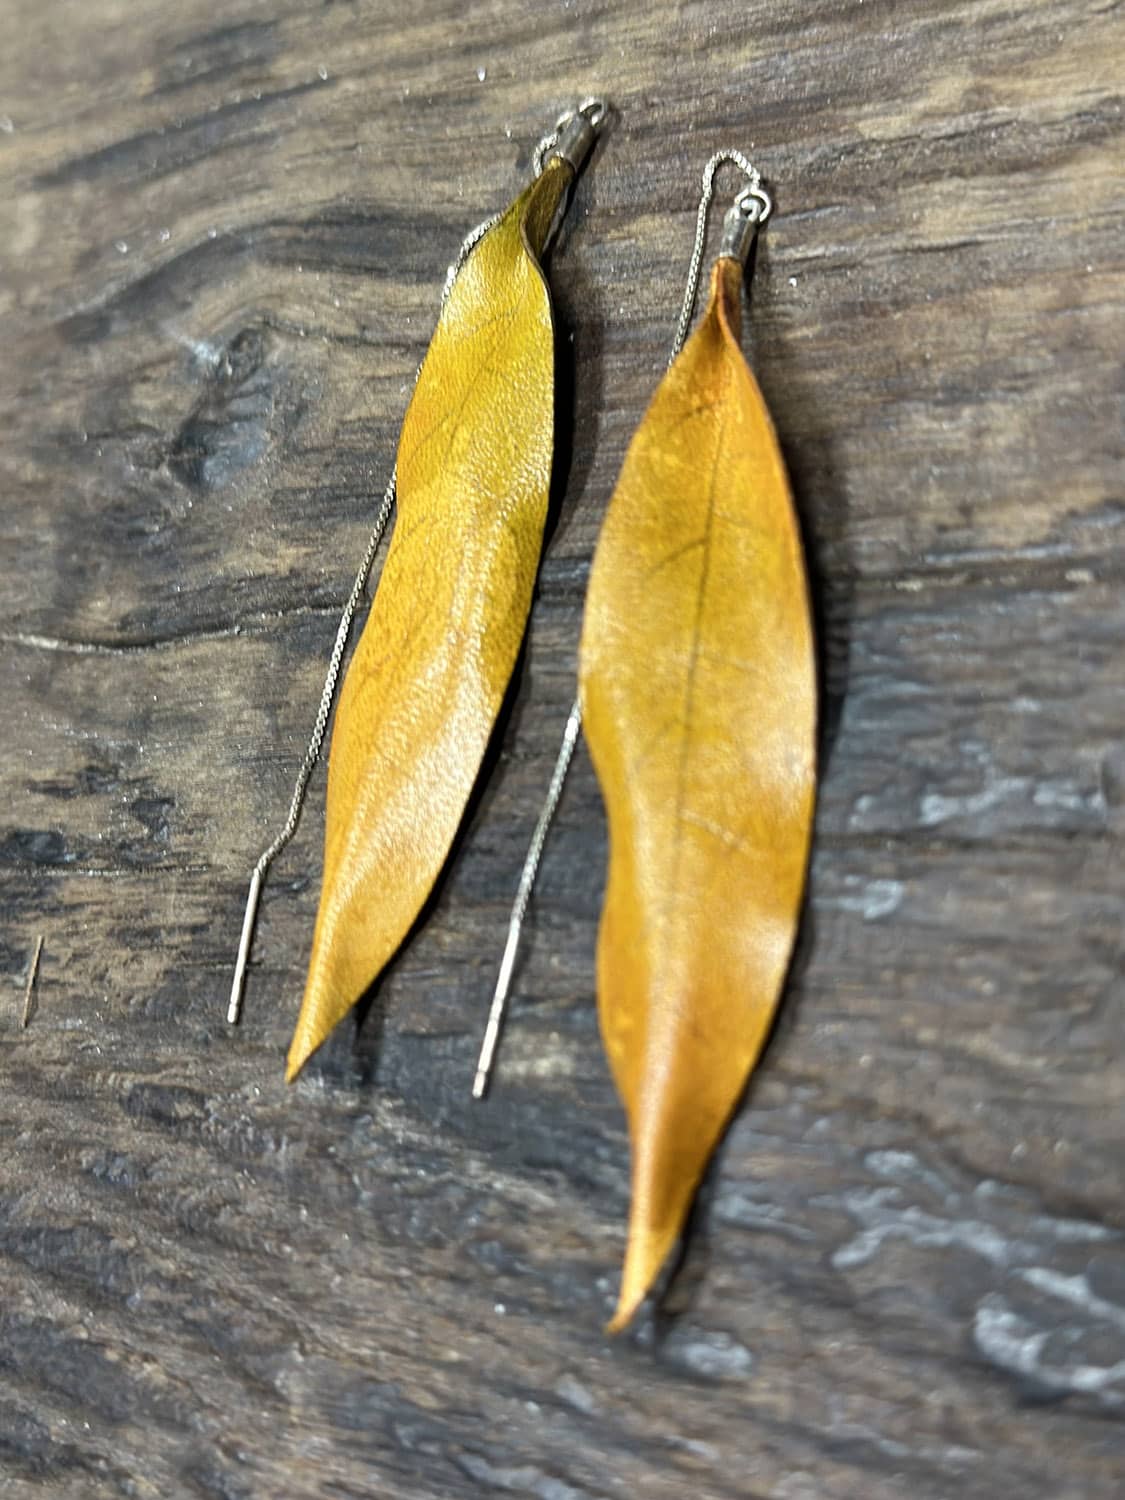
[284,1044,307,1085]
[605,1185,686,1333]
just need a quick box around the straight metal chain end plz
[472,698,582,1098]
[228,869,262,1024]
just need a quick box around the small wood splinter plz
[21,934,44,1028]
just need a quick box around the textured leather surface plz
[288,158,573,1079]
[578,258,818,1328]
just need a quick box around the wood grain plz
[1,0,1123,1495]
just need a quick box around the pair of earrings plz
[229,101,816,1332]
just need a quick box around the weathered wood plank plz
[1,0,1123,1495]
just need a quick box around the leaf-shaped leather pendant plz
[288,157,574,1080]
[578,257,817,1330]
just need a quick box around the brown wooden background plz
[1,1,1123,1495]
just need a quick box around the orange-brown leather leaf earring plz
[227,102,608,1076]
[476,151,817,1333]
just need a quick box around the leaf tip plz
[284,1033,313,1083]
[285,992,326,1081]
[605,1292,644,1337]
[606,1219,678,1335]
[286,935,355,1082]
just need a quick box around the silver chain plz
[256,469,396,885]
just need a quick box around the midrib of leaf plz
[667,385,727,925]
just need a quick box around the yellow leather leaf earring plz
[228,101,608,1078]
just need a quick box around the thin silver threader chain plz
[227,471,395,1024]
[471,149,771,1096]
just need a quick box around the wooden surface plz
[1,1,1123,1495]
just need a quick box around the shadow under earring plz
[228,100,608,1079]
[477,152,817,1333]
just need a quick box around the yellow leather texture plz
[288,157,573,1080]
[578,258,817,1329]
